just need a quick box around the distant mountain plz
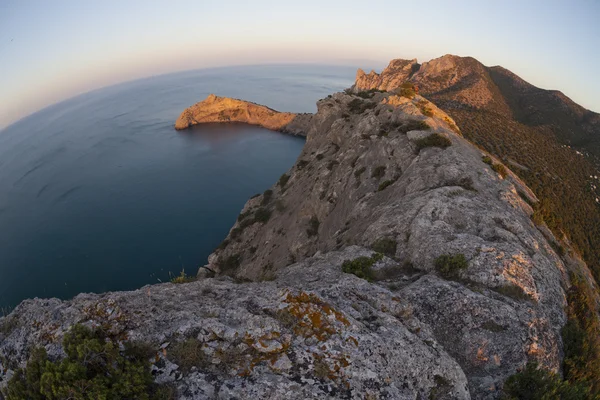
[355,55,600,281]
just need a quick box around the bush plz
[254,207,272,223]
[278,173,290,188]
[398,82,416,99]
[400,120,431,133]
[341,253,383,282]
[482,155,493,165]
[169,338,208,374]
[496,283,530,301]
[492,163,508,178]
[378,179,396,191]
[503,363,589,400]
[261,189,273,205]
[434,254,468,279]
[306,216,320,237]
[297,160,309,170]
[348,98,377,114]
[221,254,241,274]
[372,166,386,179]
[171,269,196,284]
[371,238,397,258]
[414,134,452,151]
[354,166,366,178]
[5,325,159,400]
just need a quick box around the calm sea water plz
[0,65,356,310]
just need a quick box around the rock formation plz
[174,94,312,135]
[0,66,585,399]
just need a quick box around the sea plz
[0,64,357,310]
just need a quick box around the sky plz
[0,0,599,129]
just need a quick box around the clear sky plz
[1,0,599,129]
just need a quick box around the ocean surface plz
[0,64,356,310]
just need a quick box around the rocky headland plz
[2,58,598,400]
[174,93,312,135]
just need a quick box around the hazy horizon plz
[1,0,599,128]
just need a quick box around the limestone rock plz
[174,94,312,135]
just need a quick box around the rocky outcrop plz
[354,59,419,93]
[0,78,576,399]
[0,247,471,399]
[203,89,569,397]
[174,94,312,135]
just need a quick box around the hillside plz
[354,55,600,284]
[1,83,588,399]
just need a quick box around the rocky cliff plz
[0,73,580,399]
[174,94,312,135]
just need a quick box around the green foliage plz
[170,269,196,284]
[503,363,589,400]
[341,253,383,282]
[354,166,366,178]
[434,254,468,279]
[5,324,160,400]
[398,82,416,99]
[220,254,241,274]
[254,207,272,223]
[377,179,396,191]
[401,120,431,133]
[306,216,320,237]
[348,98,377,114]
[414,134,452,151]
[372,166,386,179]
[562,273,600,394]
[371,238,397,258]
[169,338,208,374]
[261,189,273,205]
[495,283,530,301]
[492,163,508,178]
[297,160,309,170]
[482,155,493,165]
[278,173,290,188]
[355,89,386,99]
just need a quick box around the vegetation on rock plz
[4,324,163,400]
[414,134,452,151]
[434,254,468,279]
[341,253,383,282]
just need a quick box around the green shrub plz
[254,207,272,223]
[169,338,208,374]
[348,98,377,114]
[434,254,468,279]
[482,155,493,165]
[492,163,508,178]
[400,120,431,133]
[414,134,452,151]
[371,238,397,258]
[398,82,416,99]
[503,363,589,400]
[278,173,290,188]
[496,283,530,301]
[378,179,396,191]
[171,269,196,284]
[307,216,320,237]
[341,253,383,282]
[354,166,366,178]
[221,254,241,274]
[5,325,159,400]
[261,189,273,205]
[297,160,309,170]
[372,166,386,179]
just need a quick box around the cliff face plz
[174,94,312,135]
[0,80,575,399]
